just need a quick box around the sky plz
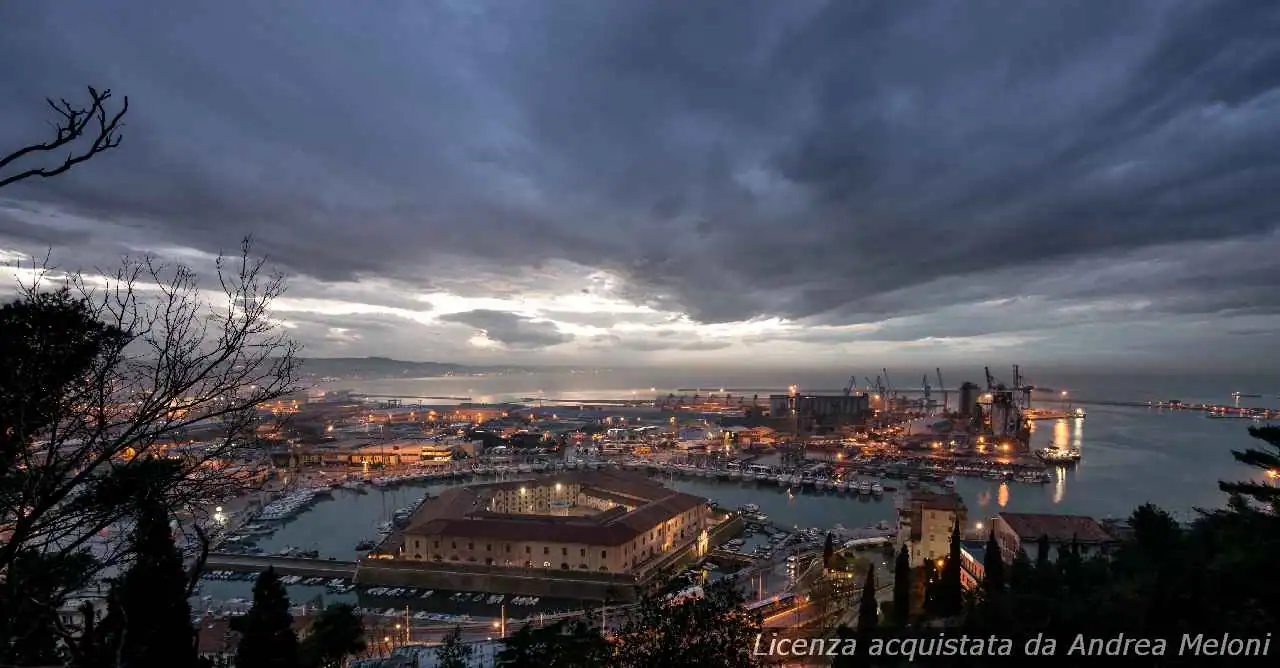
[1,0,1279,373]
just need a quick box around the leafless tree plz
[0,237,300,586]
[0,86,128,190]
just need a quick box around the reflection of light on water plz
[1053,466,1066,504]
[1052,420,1068,449]
[997,483,1010,508]
[976,490,991,507]
[1072,417,1083,450]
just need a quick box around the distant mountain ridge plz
[297,356,549,379]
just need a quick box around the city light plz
[975,522,984,531]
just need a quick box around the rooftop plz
[998,512,1116,543]
[908,490,967,512]
[403,471,707,546]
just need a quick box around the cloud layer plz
[2,0,1279,370]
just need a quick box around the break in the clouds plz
[2,0,1279,371]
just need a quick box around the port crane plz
[921,374,932,411]
[842,376,858,397]
[1012,364,1033,410]
[936,368,947,413]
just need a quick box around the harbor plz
[183,367,1278,635]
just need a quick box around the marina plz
[189,371,1278,624]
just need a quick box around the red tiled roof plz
[403,472,706,545]
[998,512,1116,543]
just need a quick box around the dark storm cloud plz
[2,0,1279,351]
[438,309,571,348]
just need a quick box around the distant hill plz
[297,356,548,380]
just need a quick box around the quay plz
[206,553,356,579]
[1041,398,1278,418]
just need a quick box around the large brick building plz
[398,472,710,576]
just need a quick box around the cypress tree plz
[857,563,878,633]
[982,530,1004,598]
[937,517,963,616]
[1036,534,1051,569]
[892,544,911,627]
[97,497,198,668]
[823,532,835,570]
[234,567,299,668]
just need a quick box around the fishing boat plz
[858,481,871,495]
[871,481,884,495]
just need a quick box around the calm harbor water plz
[200,371,1277,605]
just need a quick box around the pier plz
[206,553,357,579]
[356,394,474,402]
[1040,398,1278,418]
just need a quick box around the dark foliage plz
[891,544,911,627]
[300,603,366,668]
[856,563,878,634]
[0,549,97,666]
[981,530,1004,599]
[495,618,612,667]
[933,519,963,617]
[94,472,198,668]
[435,626,473,668]
[1220,425,1280,511]
[234,568,299,668]
[613,576,761,668]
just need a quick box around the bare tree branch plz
[0,238,300,590]
[0,87,128,190]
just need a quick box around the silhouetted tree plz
[823,532,835,570]
[0,243,299,597]
[935,518,963,617]
[982,531,1004,599]
[234,568,299,668]
[436,626,473,668]
[857,564,878,634]
[301,603,366,668]
[0,86,127,189]
[892,544,911,627]
[1220,425,1280,511]
[496,619,611,667]
[1035,534,1051,569]
[96,468,198,668]
[614,577,759,668]
[0,549,96,666]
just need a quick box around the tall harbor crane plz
[843,376,857,396]
[1012,364,1034,410]
[937,368,948,413]
[921,374,932,411]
